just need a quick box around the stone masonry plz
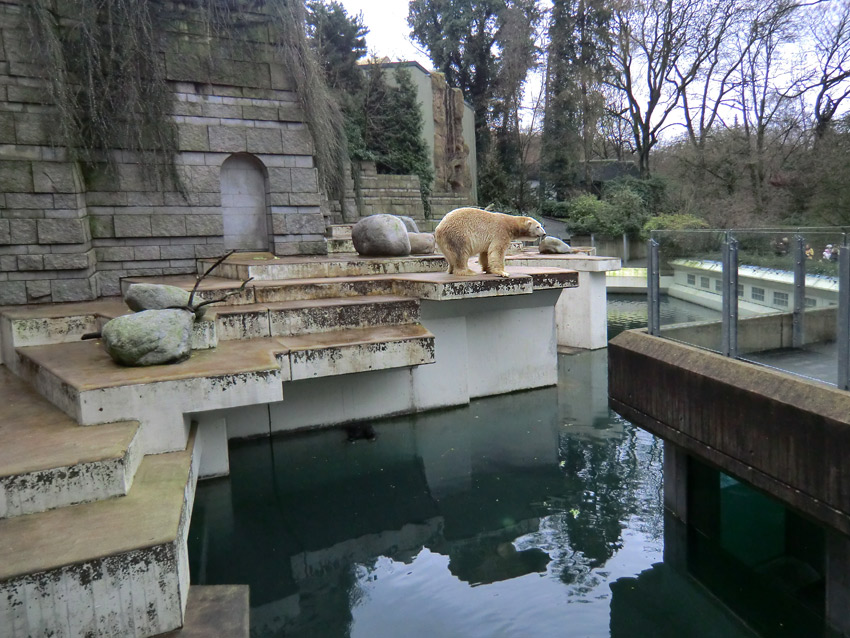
[0,0,326,304]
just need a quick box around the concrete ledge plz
[200,252,447,280]
[0,367,142,519]
[660,306,838,354]
[0,442,199,637]
[280,323,435,380]
[609,329,850,536]
[508,252,621,272]
[15,339,286,453]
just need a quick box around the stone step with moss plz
[196,251,447,281]
[0,366,142,520]
[0,440,198,638]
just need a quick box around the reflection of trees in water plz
[516,421,663,595]
[607,293,722,339]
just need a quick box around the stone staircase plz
[327,223,354,254]
[0,248,577,637]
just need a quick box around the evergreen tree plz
[361,64,433,213]
[407,0,506,164]
[305,0,368,93]
[541,0,612,199]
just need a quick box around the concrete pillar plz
[194,414,231,479]
[555,270,609,349]
[662,444,689,570]
[663,442,688,523]
[826,529,850,636]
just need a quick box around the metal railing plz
[647,228,850,390]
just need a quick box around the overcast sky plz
[338,0,433,68]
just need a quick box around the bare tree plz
[734,0,805,216]
[676,0,748,150]
[808,0,850,139]
[607,0,707,178]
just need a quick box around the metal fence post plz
[721,233,738,358]
[792,234,806,348]
[838,240,850,390]
[648,238,660,336]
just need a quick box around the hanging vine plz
[23,0,347,198]
[26,0,180,188]
[270,0,348,201]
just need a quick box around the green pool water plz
[188,296,831,637]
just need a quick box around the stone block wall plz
[355,162,425,221]
[0,0,326,303]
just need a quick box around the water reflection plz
[188,347,760,638]
[606,292,721,339]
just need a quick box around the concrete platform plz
[208,295,420,340]
[0,440,198,637]
[199,251,447,281]
[0,247,580,638]
[125,265,577,306]
[0,367,141,519]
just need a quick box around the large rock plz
[539,236,572,254]
[125,283,191,312]
[396,215,420,233]
[352,214,411,257]
[101,309,194,366]
[408,232,435,255]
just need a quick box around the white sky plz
[338,0,433,68]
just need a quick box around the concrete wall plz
[354,161,425,220]
[0,0,325,304]
[609,329,850,537]
[660,306,838,354]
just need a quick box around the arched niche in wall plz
[220,153,271,251]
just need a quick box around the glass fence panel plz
[736,230,845,386]
[651,230,726,353]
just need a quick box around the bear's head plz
[517,217,546,241]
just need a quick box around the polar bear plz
[434,207,546,277]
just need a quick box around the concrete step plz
[124,273,400,306]
[0,441,198,637]
[14,326,433,451]
[158,585,249,638]
[197,252,446,281]
[0,366,142,519]
[125,263,578,310]
[0,301,216,372]
[327,237,355,253]
[328,224,353,239]
[208,295,421,341]
[282,323,435,380]
[14,338,287,454]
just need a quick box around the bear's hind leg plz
[447,251,475,276]
[479,251,489,273]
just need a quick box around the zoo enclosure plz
[647,228,850,389]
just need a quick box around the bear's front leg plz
[484,241,510,277]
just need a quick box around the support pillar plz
[662,443,689,571]
[826,529,850,636]
[555,271,609,349]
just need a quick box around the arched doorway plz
[220,154,270,251]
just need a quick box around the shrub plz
[642,213,709,236]
[566,194,614,235]
[540,201,571,218]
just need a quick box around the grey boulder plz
[101,309,194,366]
[396,215,420,233]
[539,236,572,254]
[125,283,191,312]
[352,214,411,257]
[408,232,435,255]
